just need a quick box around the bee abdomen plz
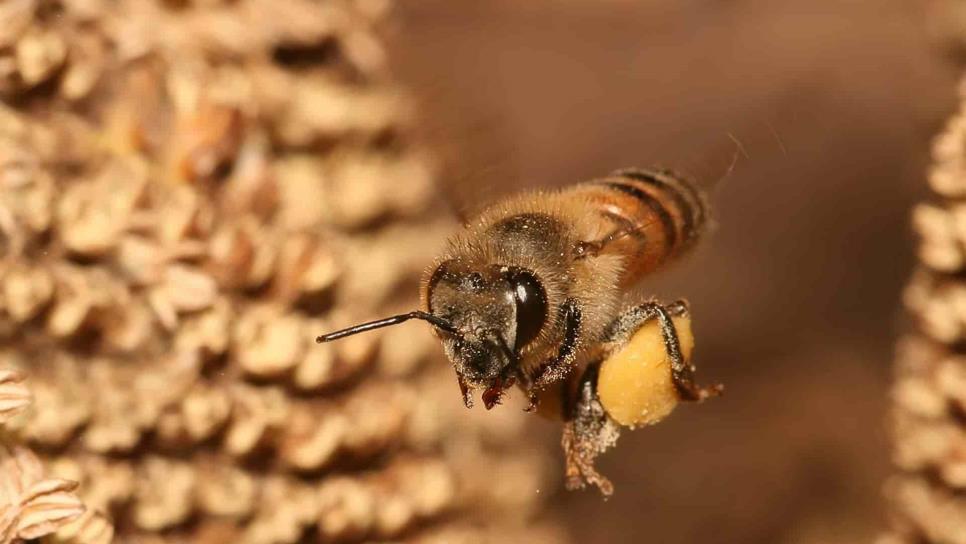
[608,168,707,248]
[578,168,708,284]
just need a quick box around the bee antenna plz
[315,311,461,343]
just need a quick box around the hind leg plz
[604,300,722,401]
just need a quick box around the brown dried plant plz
[0,1,565,543]
[882,77,966,544]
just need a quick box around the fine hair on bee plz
[316,167,724,495]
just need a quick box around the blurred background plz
[390,1,958,542]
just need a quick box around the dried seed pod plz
[279,404,346,471]
[223,384,290,457]
[22,373,91,448]
[132,457,196,531]
[208,218,277,290]
[180,383,231,442]
[158,264,219,314]
[2,263,53,323]
[0,166,54,249]
[48,456,133,514]
[172,103,244,184]
[316,477,375,542]
[233,305,305,378]
[195,462,256,519]
[243,477,317,544]
[175,297,232,359]
[101,297,155,353]
[272,234,340,306]
[56,162,146,258]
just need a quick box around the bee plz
[316,168,723,495]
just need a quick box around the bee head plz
[315,260,548,410]
[426,261,548,394]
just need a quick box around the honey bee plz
[316,168,723,495]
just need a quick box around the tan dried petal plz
[220,133,277,218]
[116,235,165,285]
[15,29,66,86]
[339,29,386,76]
[181,383,231,442]
[341,384,411,456]
[208,218,277,289]
[273,235,340,305]
[0,504,17,544]
[195,464,256,519]
[147,288,177,331]
[131,351,202,429]
[101,298,154,353]
[317,478,374,541]
[82,387,143,454]
[0,0,36,50]
[161,264,218,313]
[57,183,122,258]
[233,306,305,378]
[279,405,346,471]
[21,477,78,504]
[276,77,402,147]
[154,183,212,244]
[224,385,290,457]
[60,35,106,102]
[51,508,114,544]
[0,446,85,542]
[0,369,30,424]
[16,488,84,540]
[132,457,195,531]
[173,103,244,184]
[46,268,124,339]
[175,298,232,358]
[22,377,91,448]
[292,340,336,390]
[2,262,53,322]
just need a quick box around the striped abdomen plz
[571,168,708,287]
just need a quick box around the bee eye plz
[506,269,547,351]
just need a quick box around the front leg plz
[523,298,582,411]
[562,363,620,496]
[604,300,722,401]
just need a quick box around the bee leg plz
[606,300,723,402]
[524,298,583,411]
[562,363,619,496]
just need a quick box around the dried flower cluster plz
[882,77,966,544]
[0,1,565,543]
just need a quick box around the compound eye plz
[506,269,547,351]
